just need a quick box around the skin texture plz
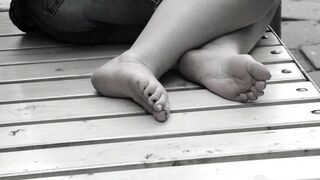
[91,0,281,122]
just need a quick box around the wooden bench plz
[1,2,320,179]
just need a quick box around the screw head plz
[311,110,320,114]
[296,88,308,92]
[281,69,292,74]
[271,50,282,54]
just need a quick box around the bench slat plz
[1,102,320,152]
[1,127,320,179]
[0,33,66,51]
[250,46,293,64]
[0,59,303,84]
[0,63,306,104]
[0,12,23,36]
[0,45,129,66]
[256,32,280,47]
[23,156,320,180]
[0,82,318,127]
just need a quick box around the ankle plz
[120,50,164,78]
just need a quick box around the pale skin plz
[91,0,281,122]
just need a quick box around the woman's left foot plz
[178,50,271,102]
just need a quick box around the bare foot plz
[178,50,271,102]
[91,52,170,122]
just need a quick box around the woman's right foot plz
[91,52,170,122]
[179,50,271,102]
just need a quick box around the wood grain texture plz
[24,156,320,180]
[1,102,320,152]
[0,82,318,127]
[1,127,320,179]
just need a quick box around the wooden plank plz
[0,12,23,36]
[0,71,198,104]
[1,127,320,179]
[0,33,66,51]
[26,156,320,180]
[0,44,129,66]
[0,82,318,126]
[256,32,280,47]
[250,46,293,64]
[0,63,306,104]
[0,44,288,66]
[0,0,10,12]
[0,58,304,84]
[1,102,320,152]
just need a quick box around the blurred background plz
[282,0,320,87]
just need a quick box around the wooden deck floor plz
[1,8,320,180]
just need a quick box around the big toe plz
[246,57,271,81]
[152,94,170,122]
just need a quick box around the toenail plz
[156,104,163,112]
[162,110,168,117]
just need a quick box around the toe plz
[246,92,257,101]
[137,79,150,93]
[153,94,170,122]
[148,87,163,106]
[246,56,272,81]
[132,96,153,114]
[143,83,157,99]
[235,93,248,102]
[250,86,264,97]
[255,81,266,91]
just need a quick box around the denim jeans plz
[27,0,162,44]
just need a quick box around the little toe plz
[235,93,248,102]
[255,81,267,91]
[246,92,257,101]
[143,83,157,99]
[137,79,150,93]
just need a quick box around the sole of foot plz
[91,53,170,122]
[179,51,271,102]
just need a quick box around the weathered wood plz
[0,59,304,84]
[1,127,320,179]
[0,82,318,127]
[25,156,320,180]
[1,102,320,152]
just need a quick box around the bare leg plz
[91,0,280,121]
[179,1,280,102]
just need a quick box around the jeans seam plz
[47,0,65,16]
